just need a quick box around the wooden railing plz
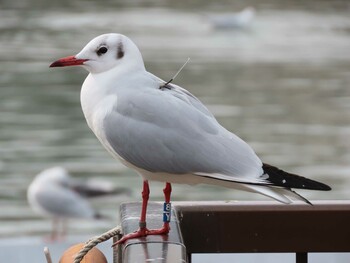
[114,201,350,263]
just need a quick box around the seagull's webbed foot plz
[112,223,170,246]
[145,222,170,236]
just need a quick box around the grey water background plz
[1,0,350,262]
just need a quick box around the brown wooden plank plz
[174,201,350,254]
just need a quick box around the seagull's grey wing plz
[163,83,216,119]
[34,185,96,219]
[104,87,264,183]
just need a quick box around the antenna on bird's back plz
[161,58,190,88]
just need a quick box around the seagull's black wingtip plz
[262,163,332,191]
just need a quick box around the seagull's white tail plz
[244,185,293,204]
[245,184,314,204]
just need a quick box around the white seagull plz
[208,7,256,29]
[27,167,121,240]
[50,33,331,244]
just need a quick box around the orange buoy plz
[59,243,107,263]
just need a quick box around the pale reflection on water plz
[1,0,350,238]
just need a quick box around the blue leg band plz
[163,202,171,222]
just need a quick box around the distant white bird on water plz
[208,6,256,29]
[27,167,126,240]
[50,33,331,244]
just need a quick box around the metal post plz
[117,202,187,263]
[296,252,307,263]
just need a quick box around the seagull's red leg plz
[112,181,171,246]
[147,182,172,235]
[113,180,150,245]
[139,180,150,224]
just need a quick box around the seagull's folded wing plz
[103,84,266,185]
[35,185,95,218]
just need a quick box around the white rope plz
[73,226,122,263]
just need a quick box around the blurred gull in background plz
[207,6,256,30]
[27,167,129,240]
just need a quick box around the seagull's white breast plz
[80,73,128,164]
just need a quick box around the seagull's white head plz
[50,33,145,74]
[33,167,70,186]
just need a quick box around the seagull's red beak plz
[49,56,88,67]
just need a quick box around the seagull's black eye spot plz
[117,42,124,59]
[97,46,108,56]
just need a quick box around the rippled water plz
[1,0,350,240]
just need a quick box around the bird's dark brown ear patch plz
[117,42,124,59]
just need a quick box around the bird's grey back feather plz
[34,184,95,219]
[104,84,263,180]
